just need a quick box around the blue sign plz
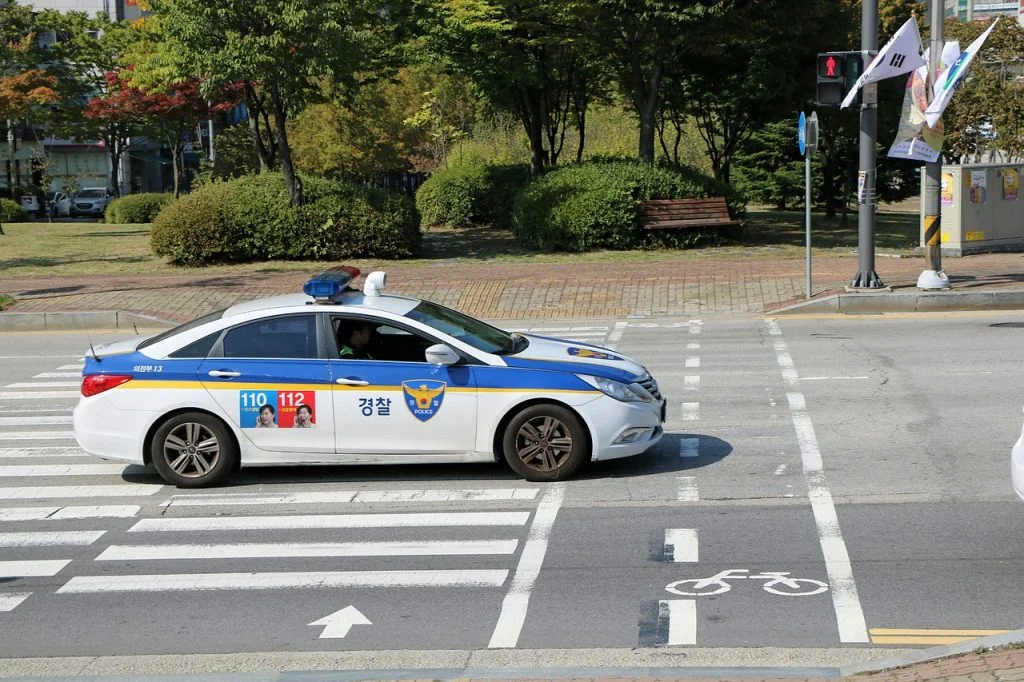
[403,380,446,422]
[798,112,807,156]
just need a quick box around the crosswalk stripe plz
[57,570,510,593]
[97,540,519,561]
[663,599,697,646]
[130,511,530,532]
[0,431,76,441]
[163,488,540,507]
[0,505,141,520]
[0,447,87,459]
[0,593,31,611]
[5,382,81,389]
[664,529,698,562]
[57,365,85,371]
[0,464,125,477]
[0,531,106,547]
[676,477,699,502]
[0,416,72,426]
[0,485,161,500]
[33,372,82,379]
[0,560,70,577]
[0,392,80,400]
[681,403,700,421]
[679,438,699,459]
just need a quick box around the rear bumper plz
[73,397,149,465]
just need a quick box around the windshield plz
[77,189,105,198]
[137,308,227,350]
[405,300,518,355]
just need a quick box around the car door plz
[329,315,478,455]
[197,312,335,454]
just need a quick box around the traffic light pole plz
[918,0,951,289]
[851,0,885,289]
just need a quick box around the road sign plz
[806,112,819,153]
[798,112,807,156]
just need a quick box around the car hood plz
[502,334,645,383]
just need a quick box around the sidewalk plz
[1,250,1023,326]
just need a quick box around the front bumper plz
[583,395,665,462]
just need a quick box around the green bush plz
[105,193,174,224]
[151,173,420,266]
[416,162,531,228]
[0,199,29,223]
[512,158,745,252]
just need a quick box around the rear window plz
[138,309,227,351]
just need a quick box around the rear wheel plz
[501,404,588,481]
[150,412,237,488]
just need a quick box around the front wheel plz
[150,412,237,488]
[501,404,588,482]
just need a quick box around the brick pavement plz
[2,251,1023,322]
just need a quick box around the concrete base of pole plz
[917,269,951,290]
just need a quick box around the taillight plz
[81,374,132,397]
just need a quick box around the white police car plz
[1013,406,1024,502]
[73,267,666,487]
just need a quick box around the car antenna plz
[133,322,139,336]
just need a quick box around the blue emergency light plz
[303,266,361,300]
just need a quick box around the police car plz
[73,267,666,487]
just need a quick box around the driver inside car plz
[337,321,377,360]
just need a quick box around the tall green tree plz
[149,0,403,205]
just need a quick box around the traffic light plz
[816,52,864,108]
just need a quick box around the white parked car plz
[74,267,666,487]
[45,191,71,218]
[19,194,40,214]
[71,187,114,217]
[1013,406,1024,502]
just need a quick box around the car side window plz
[332,316,436,363]
[169,331,221,359]
[223,314,318,359]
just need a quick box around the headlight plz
[578,374,651,403]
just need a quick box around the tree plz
[81,70,151,194]
[150,0,402,206]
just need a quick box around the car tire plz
[150,412,238,488]
[501,404,588,481]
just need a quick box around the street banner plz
[1003,168,1019,201]
[887,65,943,162]
[841,17,926,109]
[924,18,1000,128]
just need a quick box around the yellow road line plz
[870,628,1008,636]
[869,628,1009,645]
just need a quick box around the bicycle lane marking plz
[766,319,869,643]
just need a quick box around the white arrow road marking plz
[661,599,696,645]
[0,593,32,612]
[664,529,698,563]
[309,606,371,639]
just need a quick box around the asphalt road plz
[0,312,1022,664]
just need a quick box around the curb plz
[0,311,174,332]
[841,627,1024,677]
[770,290,1024,315]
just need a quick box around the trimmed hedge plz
[151,173,420,266]
[416,162,531,229]
[0,199,29,223]
[105,193,175,224]
[512,158,745,252]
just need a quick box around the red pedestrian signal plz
[818,54,844,79]
[816,52,861,107]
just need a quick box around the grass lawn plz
[0,208,920,279]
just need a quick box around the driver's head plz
[344,321,375,348]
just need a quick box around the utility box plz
[920,163,1024,256]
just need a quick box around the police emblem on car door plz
[402,380,446,422]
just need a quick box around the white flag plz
[924,18,999,128]
[840,17,926,109]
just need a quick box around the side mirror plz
[425,344,460,366]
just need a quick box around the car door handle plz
[207,370,241,379]
[335,378,369,386]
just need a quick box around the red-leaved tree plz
[82,70,150,196]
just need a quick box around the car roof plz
[223,290,421,318]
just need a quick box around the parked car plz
[45,191,72,218]
[71,187,114,217]
[20,194,40,215]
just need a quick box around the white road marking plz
[130,511,530,532]
[685,357,700,368]
[0,447,87,458]
[684,376,700,391]
[662,600,697,645]
[686,342,700,350]
[0,593,31,612]
[0,391,80,400]
[676,477,699,502]
[488,483,564,649]
[774,465,787,475]
[0,531,106,547]
[0,560,70,577]
[0,485,161,500]
[0,356,81,360]
[97,540,519,561]
[33,372,82,379]
[664,529,698,562]
[604,321,628,350]
[679,438,699,459]
[57,365,85,370]
[0,431,76,441]
[681,403,700,421]
[5,382,81,389]
[0,505,140,520]
[0,464,124,477]
[799,376,869,381]
[767,319,868,644]
[0,416,72,426]
[57,570,509,593]
[688,320,703,335]
[310,606,371,639]
[162,488,539,507]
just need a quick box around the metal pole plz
[851,0,884,288]
[806,150,812,299]
[918,0,951,289]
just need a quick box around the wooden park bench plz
[638,197,741,232]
